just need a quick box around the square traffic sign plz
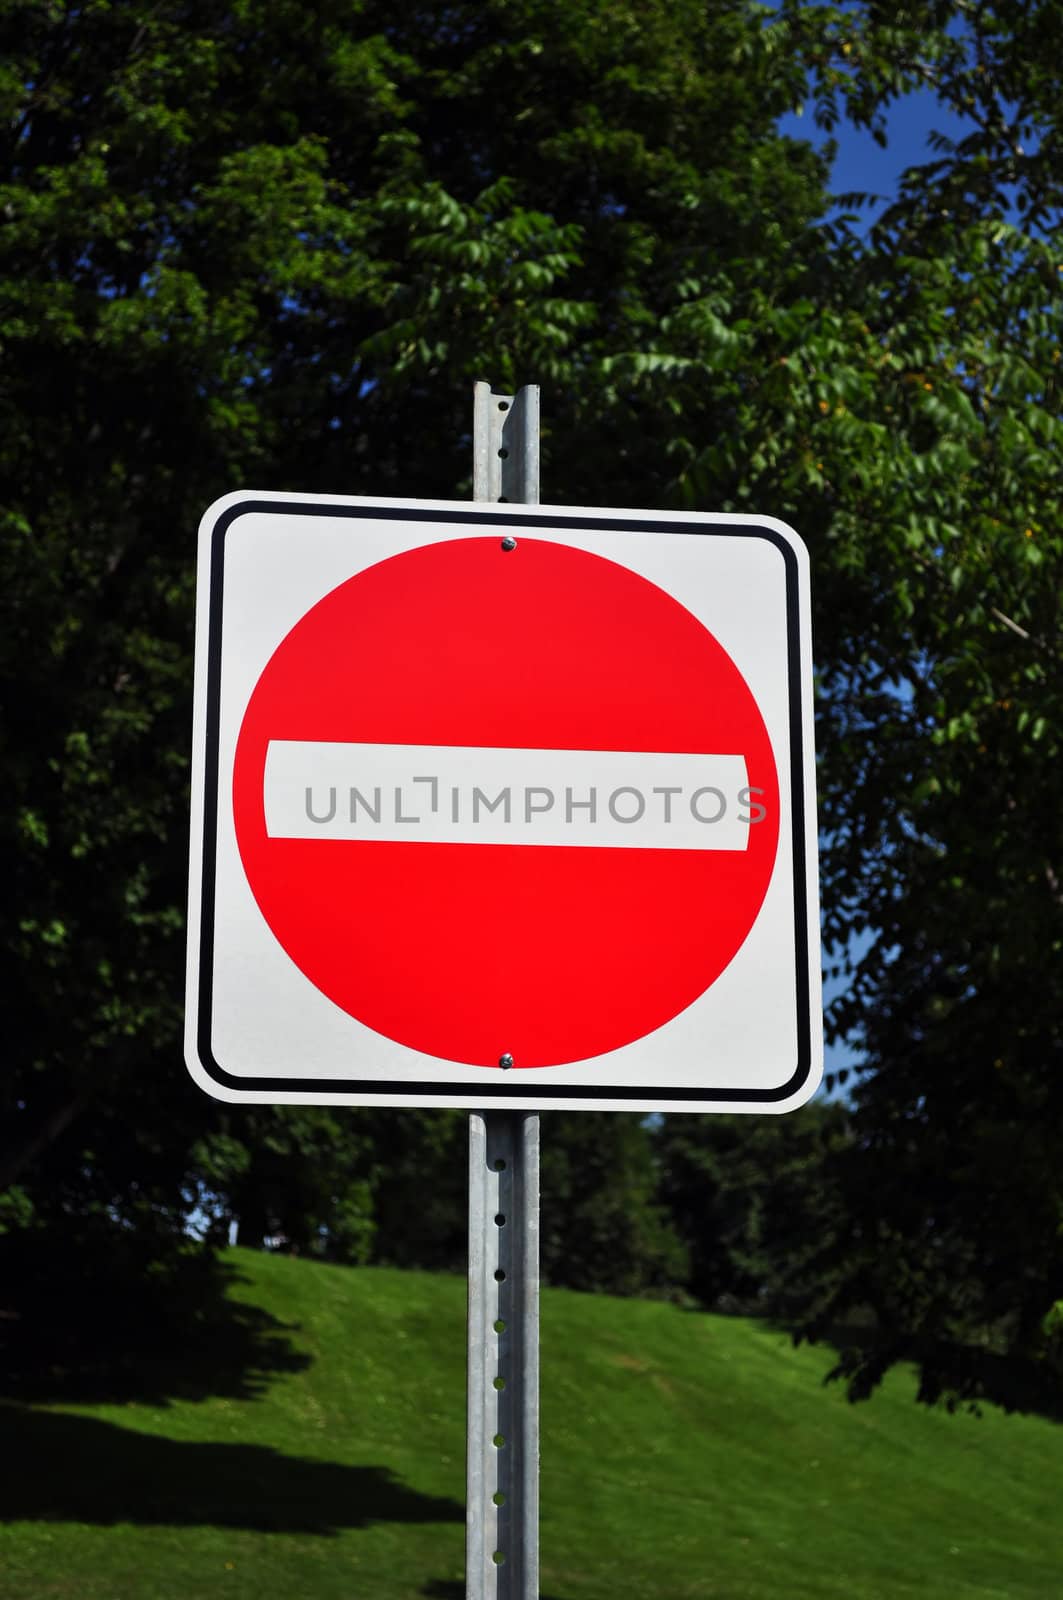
[186,493,821,1111]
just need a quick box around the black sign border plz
[193,499,815,1105]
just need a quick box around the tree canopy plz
[0,0,827,1331]
[769,0,1063,1406]
[2,0,1062,1409]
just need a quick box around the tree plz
[0,0,833,1321]
[754,0,1063,1405]
[9,0,1060,1413]
[623,0,1063,1409]
[539,1116,688,1298]
[654,1104,851,1316]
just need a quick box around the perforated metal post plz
[467,1111,540,1597]
[473,381,540,506]
[467,381,541,1600]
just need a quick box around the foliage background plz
[1,0,1061,1411]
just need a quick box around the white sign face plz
[185,493,821,1112]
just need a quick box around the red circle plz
[233,536,779,1066]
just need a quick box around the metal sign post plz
[467,382,541,1599]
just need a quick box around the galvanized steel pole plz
[467,381,541,1600]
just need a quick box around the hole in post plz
[494,1319,506,1333]
[498,495,509,502]
[493,1159,507,1171]
[498,447,509,459]
[493,1376,506,1390]
[494,1269,506,1281]
[498,400,510,411]
[493,1551,506,1565]
[493,1492,506,1507]
[493,1433,505,1448]
[495,1213,506,1226]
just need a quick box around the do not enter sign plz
[186,495,821,1112]
[234,536,779,1066]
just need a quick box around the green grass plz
[2,1247,1062,1598]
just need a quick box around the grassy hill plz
[2,1247,1061,1599]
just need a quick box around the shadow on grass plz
[1,1252,311,1409]
[0,1405,463,1535]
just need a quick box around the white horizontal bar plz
[263,742,764,851]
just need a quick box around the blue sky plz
[779,87,977,227]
